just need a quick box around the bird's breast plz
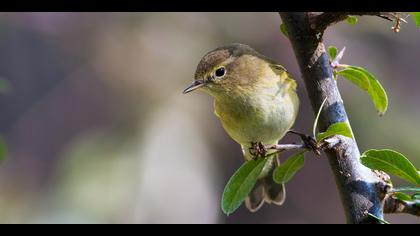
[214,85,299,147]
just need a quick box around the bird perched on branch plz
[183,43,299,212]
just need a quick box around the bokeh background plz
[0,12,418,224]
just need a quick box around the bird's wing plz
[269,64,297,90]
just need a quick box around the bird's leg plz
[249,141,267,159]
[249,142,258,158]
[287,130,321,156]
[257,142,267,157]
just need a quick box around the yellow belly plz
[214,87,299,149]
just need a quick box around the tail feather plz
[263,167,286,205]
[244,179,265,212]
[245,156,286,212]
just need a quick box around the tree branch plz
[384,196,420,216]
[279,12,387,224]
[312,12,382,33]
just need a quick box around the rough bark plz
[280,12,386,224]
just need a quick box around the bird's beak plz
[183,80,206,94]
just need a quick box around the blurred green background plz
[0,12,418,224]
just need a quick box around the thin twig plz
[249,142,307,158]
[251,135,345,157]
[266,143,306,151]
[384,196,420,216]
[313,12,383,32]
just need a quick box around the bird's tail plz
[242,147,286,212]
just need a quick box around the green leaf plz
[410,12,420,27]
[392,187,420,193]
[361,149,420,185]
[346,16,358,25]
[394,192,413,201]
[340,66,388,116]
[328,46,338,60]
[316,122,353,141]
[0,79,11,94]
[0,137,6,162]
[337,68,370,90]
[280,23,288,38]
[273,151,305,184]
[221,157,268,215]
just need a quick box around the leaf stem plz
[313,97,328,138]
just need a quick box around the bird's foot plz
[249,142,267,159]
[287,130,321,156]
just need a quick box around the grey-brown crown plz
[194,43,269,80]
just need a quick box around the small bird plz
[183,43,299,212]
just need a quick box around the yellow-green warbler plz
[183,43,299,212]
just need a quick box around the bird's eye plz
[215,67,226,78]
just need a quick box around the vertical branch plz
[279,12,385,224]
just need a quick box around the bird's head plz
[183,43,272,97]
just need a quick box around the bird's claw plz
[249,142,267,159]
[303,135,321,156]
[288,130,321,156]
